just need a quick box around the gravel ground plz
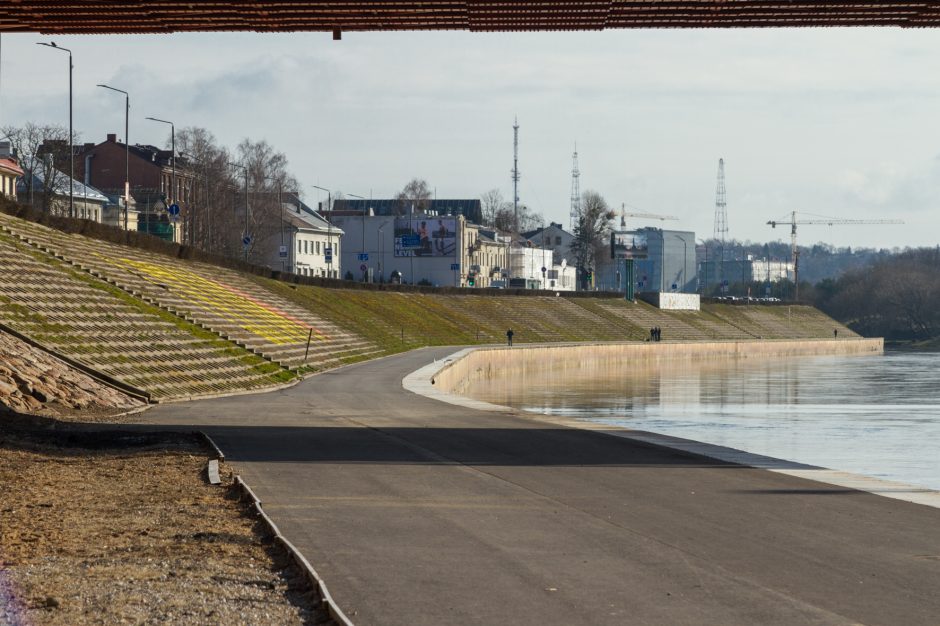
[0,428,333,625]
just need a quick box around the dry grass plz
[0,431,329,625]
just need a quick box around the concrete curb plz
[234,476,355,626]
[198,431,354,625]
[404,344,940,511]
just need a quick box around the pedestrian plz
[507,328,514,347]
[834,328,838,339]
[650,327,655,342]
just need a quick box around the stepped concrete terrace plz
[0,212,378,370]
[0,230,290,400]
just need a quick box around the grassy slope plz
[252,276,855,356]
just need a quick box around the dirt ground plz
[0,424,333,625]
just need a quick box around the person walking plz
[834,328,838,339]
[507,328,514,347]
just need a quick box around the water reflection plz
[465,351,940,491]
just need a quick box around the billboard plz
[611,230,648,259]
[394,217,457,257]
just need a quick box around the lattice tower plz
[713,158,728,244]
[512,117,520,233]
[570,146,581,231]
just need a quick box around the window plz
[316,241,321,254]
[303,240,308,254]
[555,236,562,245]
[298,240,301,253]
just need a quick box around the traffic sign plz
[358,253,369,261]
[168,203,180,216]
[360,263,367,271]
[541,266,547,273]
[450,263,460,271]
[242,235,252,246]
[324,247,333,263]
[279,245,288,258]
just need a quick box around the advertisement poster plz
[394,217,457,257]
[611,230,648,259]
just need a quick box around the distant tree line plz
[811,247,940,343]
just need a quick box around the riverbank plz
[430,337,883,396]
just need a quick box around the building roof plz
[0,158,24,178]
[333,198,482,223]
[6,2,940,34]
[521,222,572,240]
[17,168,111,203]
[282,199,344,235]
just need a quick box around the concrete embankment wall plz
[433,338,884,396]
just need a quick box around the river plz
[466,349,940,491]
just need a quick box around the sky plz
[1,27,939,250]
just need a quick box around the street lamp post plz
[180,151,211,249]
[97,84,129,231]
[312,185,332,278]
[37,41,74,218]
[261,175,284,270]
[232,163,249,261]
[347,193,366,279]
[145,117,174,240]
[697,239,708,294]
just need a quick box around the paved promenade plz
[140,347,940,626]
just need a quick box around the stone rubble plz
[0,330,142,417]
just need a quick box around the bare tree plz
[395,178,432,215]
[1,122,73,213]
[235,138,299,262]
[480,188,503,226]
[570,190,616,288]
[176,127,236,253]
[492,203,543,233]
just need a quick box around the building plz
[258,196,343,278]
[509,242,555,289]
[0,142,23,200]
[73,134,198,240]
[521,222,575,266]
[16,169,112,223]
[333,198,483,223]
[699,256,794,289]
[630,228,697,293]
[332,213,468,286]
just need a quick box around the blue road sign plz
[279,245,288,258]
[358,253,369,261]
[242,235,252,246]
[168,203,180,216]
[325,247,333,263]
[450,263,460,271]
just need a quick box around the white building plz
[260,201,343,278]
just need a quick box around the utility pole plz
[569,144,580,232]
[512,117,520,234]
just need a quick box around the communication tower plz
[713,158,728,246]
[570,145,581,231]
[512,117,520,233]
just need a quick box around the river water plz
[467,350,940,491]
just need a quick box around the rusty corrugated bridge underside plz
[3,1,940,34]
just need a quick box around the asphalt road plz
[140,347,940,626]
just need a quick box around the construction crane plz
[619,203,679,229]
[767,211,903,300]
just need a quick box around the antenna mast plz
[713,158,728,284]
[512,117,520,233]
[570,145,581,231]
[713,157,728,245]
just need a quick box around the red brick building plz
[73,134,197,240]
